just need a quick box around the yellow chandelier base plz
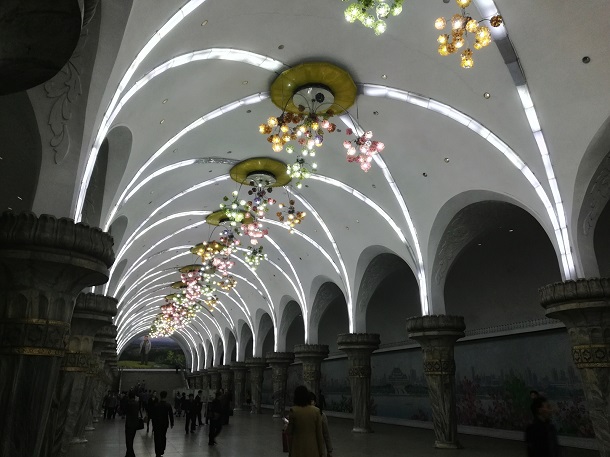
[270,62,357,115]
[229,157,292,187]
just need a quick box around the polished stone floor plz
[66,411,597,457]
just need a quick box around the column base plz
[352,426,373,433]
[435,441,461,449]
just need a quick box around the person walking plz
[102,390,112,419]
[310,393,333,457]
[124,391,140,457]
[285,386,324,457]
[174,392,182,417]
[208,391,223,446]
[146,391,158,433]
[195,390,204,426]
[150,391,174,457]
[219,388,231,426]
[525,396,560,457]
[183,393,197,434]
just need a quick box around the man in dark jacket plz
[151,391,174,457]
[183,393,197,434]
[525,396,560,457]
[208,391,223,446]
[195,390,203,426]
[146,391,158,433]
[124,391,140,457]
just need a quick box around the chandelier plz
[343,128,385,172]
[435,0,503,68]
[276,198,306,233]
[343,0,404,35]
[244,245,266,269]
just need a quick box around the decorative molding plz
[572,344,610,368]
[581,155,610,238]
[44,29,88,164]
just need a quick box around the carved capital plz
[0,318,70,356]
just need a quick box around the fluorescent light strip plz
[262,234,306,305]
[118,268,176,309]
[116,272,175,323]
[360,83,573,280]
[339,113,429,314]
[101,92,269,230]
[287,191,354,333]
[106,210,211,295]
[230,289,256,355]
[111,217,206,295]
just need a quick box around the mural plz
[119,336,186,369]
[317,330,592,438]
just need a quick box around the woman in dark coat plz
[125,391,140,457]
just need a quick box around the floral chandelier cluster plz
[276,199,306,233]
[343,0,404,35]
[435,0,503,68]
[260,112,336,155]
[150,289,202,337]
[343,128,385,172]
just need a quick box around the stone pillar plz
[406,315,465,449]
[43,294,117,456]
[540,279,610,456]
[294,344,329,401]
[266,352,294,418]
[231,362,248,410]
[208,367,220,391]
[246,357,266,414]
[219,365,234,392]
[90,325,117,424]
[201,370,210,391]
[337,333,380,433]
[0,212,114,457]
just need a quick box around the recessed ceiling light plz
[242,80,248,85]
[582,56,591,64]
[162,99,168,104]
[478,243,482,246]
[227,150,232,154]
[246,109,251,113]
[483,92,491,99]
[508,229,514,232]
[17,196,22,200]
[356,220,360,223]
[201,20,208,26]
[7,207,12,210]
[373,111,379,115]
[381,74,387,79]
[209,170,213,173]
[160,119,165,124]
[278,45,285,49]
[150,191,154,195]
[444,157,450,163]
[422,172,428,177]
[372,184,376,188]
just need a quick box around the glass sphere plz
[435,17,446,30]
[456,0,471,8]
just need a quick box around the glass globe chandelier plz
[218,275,237,292]
[343,0,404,35]
[244,245,266,269]
[287,157,317,189]
[204,295,219,312]
[343,128,385,172]
[275,198,306,233]
[435,0,503,68]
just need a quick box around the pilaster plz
[230,362,248,410]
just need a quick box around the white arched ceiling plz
[74,0,610,356]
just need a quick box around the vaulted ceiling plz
[57,0,609,366]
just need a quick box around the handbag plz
[282,429,289,453]
[136,411,145,430]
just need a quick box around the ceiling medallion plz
[343,0,404,35]
[435,0,503,68]
[260,62,385,174]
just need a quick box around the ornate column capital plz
[337,333,380,354]
[294,344,329,362]
[230,361,248,374]
[539,279,610,454]
[266,352,295,366]
[245,357,267,369]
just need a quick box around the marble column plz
[406,315,465,449]
[540,278,610,456]
[266,352,294,418]
[337,333,380,433]
[208,367,220,392]
[0,212,114,457]
[43,293,117,456]
[246,357,266,414]
[294,344,329,401]
[219,365,234,392]
[231,362,248,410]
[201,370,210,391]
[90,325,117,424]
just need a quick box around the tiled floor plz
[66,411,598,457]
